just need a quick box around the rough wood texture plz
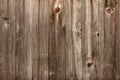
[0,0,119,80]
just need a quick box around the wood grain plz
[49,0,66,80]
[0,0,119,80]
[104,0,116,79]
[116,0,120,80]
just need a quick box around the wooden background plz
[0,0,119,80]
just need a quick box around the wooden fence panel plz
[0,0,119,80]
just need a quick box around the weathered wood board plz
[0,0,119,80]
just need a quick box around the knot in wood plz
[96,31,99,37]
[106,7,114,14]
[54,3,62,14]
[2,17,10,24]
[3,17,9,21]
[55,7,60,13]
[86,58,93,68]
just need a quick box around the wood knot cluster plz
[105,7,114,14]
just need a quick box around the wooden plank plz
[90,0,99,80]
[97,0,106,79]
[0,0,9,79]
[24,0,33,79]
[38,0,49,80]
[49,0,66,80]
[7,0,16,79]
[65,0,75,80]
[15,0,27,80]
[24,0,39,80]
[116,0,120,80]
[104,0,116,79]
[0,0,16,80]
[31,0,39,80]
[72,0,83,80]
[82,0,97,80]
[15,0,39,80]
[80,0,86,80]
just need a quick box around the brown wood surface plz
[0,0,119,80]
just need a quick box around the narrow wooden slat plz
[65,0,75,80]
[24,0,39,80]
[15,0,27,80]
[97,0,106,79]
[0,0,16,80]
[24,0,33,79]
[72,0,83,80]
[90,0,107,80]
[0,0,119,80]
[81,0,86,80]
[82,0,97,80]
[49,0,66,80]
[0,0,9,79]
[104,0,116,79]
[48,0,57,80]
[38,0,50,80]
[7,0,16,79]
[31,0,39,80]
[116,0,120,80]
[91,0,99,80]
